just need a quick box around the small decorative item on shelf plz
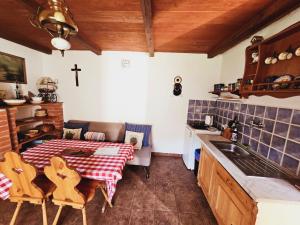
[279,46,293,61]
[271,56,278,64]
[235,79,243,90]
[251,52,259,63]
[251,36,264,45]
[292,76,300,89]
[31,96,43,104]
[37,124,55,133]
[214,83,224,92]
[243,79,253,91]
[265,57,272,64]
[4,99,26,106]
[272,75,293,90]
[295,47,300,56]
[265,52,278,65]
[25,129,39,138]
[36,77,58,102]
[278,51,288,60]
[35,109,47,117]
[228,83,236,92]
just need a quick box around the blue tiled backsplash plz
[188,99,300,176]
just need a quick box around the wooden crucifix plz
[71,64,81,87]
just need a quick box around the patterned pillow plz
[64,122,89,140]
[63,128,82,140]
[125,123,152,147]
[84,132,105,142]
[124,131,144,150]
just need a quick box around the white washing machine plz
[183,124,220,170]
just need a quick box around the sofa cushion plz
[64,122,89,140]
[125,123,152,147]
[68,120,125,143]
[126,147,152,167]
[84,132,105,142]
[124,131,144,150]
[63,128,82,140]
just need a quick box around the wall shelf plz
[240,21,300,98]
[5,103,64,152]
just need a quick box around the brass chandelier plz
[30,0,78,56]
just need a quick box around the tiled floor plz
[0,156,218,225]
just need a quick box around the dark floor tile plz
[155,189,177,212]
[175,192,203,214]
[100,207,131,225]
[132,190,155,211]
[129,209,154,225]
[154,211,179,225]
[113,186,135,209]
[179,212,217,225]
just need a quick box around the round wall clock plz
[173,76,182,96]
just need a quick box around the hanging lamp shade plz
[37,0,78,37]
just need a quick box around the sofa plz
[67,120,152,178]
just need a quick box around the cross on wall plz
[71,64,81,87]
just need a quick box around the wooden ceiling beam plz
[208,0,300,58]
[140,0,154,57]
[17,0,102,55]
[0,32,52,54]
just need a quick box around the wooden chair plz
[44,156,101,225]
[0,152,55,225]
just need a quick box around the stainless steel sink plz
[210,141,294,180]
[210,141,250,157]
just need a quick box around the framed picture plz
[0,51,27,84]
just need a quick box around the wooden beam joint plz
[140,0,154,57]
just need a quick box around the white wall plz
[39,51,222,154]
[219,8,300,109]
[42,51,149,123]
[147,53,222,153]
[0,38,45,98]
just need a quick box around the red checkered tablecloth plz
[22,139,134,200]
[0,173,12,200]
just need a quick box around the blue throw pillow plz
[64,122,89,140]
[125,123,152,147]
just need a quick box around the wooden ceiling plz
[0,0,299,57]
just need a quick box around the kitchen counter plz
[197,134,300,204]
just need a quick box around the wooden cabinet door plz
[198,147,215,198]
[210,165,255,225]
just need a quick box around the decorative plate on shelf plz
[4,99,26,106]
[272,75,293,89]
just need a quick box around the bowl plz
[4,99,26,106]
[31,97,42,102]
